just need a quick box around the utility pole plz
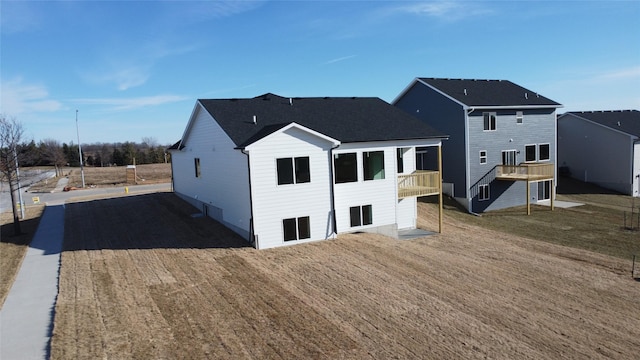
[14,146,25,219]
[76,110,86,188]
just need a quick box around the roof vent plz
[289,98,292,106]
[524,92,528,99]
[463,88,467,96]
[617,121,621,126]
[252,115,257,124]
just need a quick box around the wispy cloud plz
[380,1,493,21]
[73,95,189,111]
[0,78,63,115]
[324,55,357,65]
[595,66,640,80]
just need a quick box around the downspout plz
[241,148,257,248]
[328,143,340,237]
[465,107,475,213]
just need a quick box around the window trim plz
[479,150,487,164]
[538,143,550,162]
[524,144,537,163]
[478,184,490,201]
[483,112,497,131]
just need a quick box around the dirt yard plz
[51,193,640,359]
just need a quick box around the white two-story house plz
[169,93,448,249]
[394,78,562,214]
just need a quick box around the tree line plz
[14,136,171,170]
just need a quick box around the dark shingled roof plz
[198,93,447,148]
[418,78,562,107]
[563,110,640,137]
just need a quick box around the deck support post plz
[551,178,555,211]
[526,180,531,215]
[438,144,443,233]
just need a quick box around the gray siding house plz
[558,110,640,197]
[394,78,563,214]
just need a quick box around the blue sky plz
[2,0,639,145]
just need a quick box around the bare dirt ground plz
[51,193,640,359]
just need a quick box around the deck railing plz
[398,170,440,198]
[495,163,555,181]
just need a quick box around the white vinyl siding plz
[246,126,335,249]
[171,105,251,238]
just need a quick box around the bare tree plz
[40,138,66,176]
[0,115,26,235]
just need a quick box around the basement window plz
[283,216,311,241]
[479,184,490,201]
[334,153,358,183]
[350,205,373,227]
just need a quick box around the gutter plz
[240,148,258,249]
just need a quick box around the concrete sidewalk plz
[0,204,65,360]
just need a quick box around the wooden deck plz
[398,171,440,198]
[495,163,554,182]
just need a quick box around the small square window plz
[479,150,487,164]
[539,144,550,161]
[277,157,310,185]
[283,216,311,241]
[479,184,490,201]
[483,112,496,131]
[516,111,523,124]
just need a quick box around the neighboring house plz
[393,78,563,214]
[169,93,447,249]
[558,110,640,197]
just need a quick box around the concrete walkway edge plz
[0,204,64,360]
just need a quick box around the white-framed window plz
[479,150,487,164]
[364,151,385,180]
[350,205,372,227]
[194,158,201,178]
[516,111,523,124]
[334,153,358,183]
[283,216,311,242]
[538,144,550,161]
[277,156,310,185]
[479,184,490,201]
[525,144,536,162]
[483,112,497,131]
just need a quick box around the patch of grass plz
[426,177,640,260]
[0,205,45,308]
[65,163,171,187]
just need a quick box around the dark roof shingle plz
[198,93,447,148]
[418,78,562,107]
[563,110,640,137]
